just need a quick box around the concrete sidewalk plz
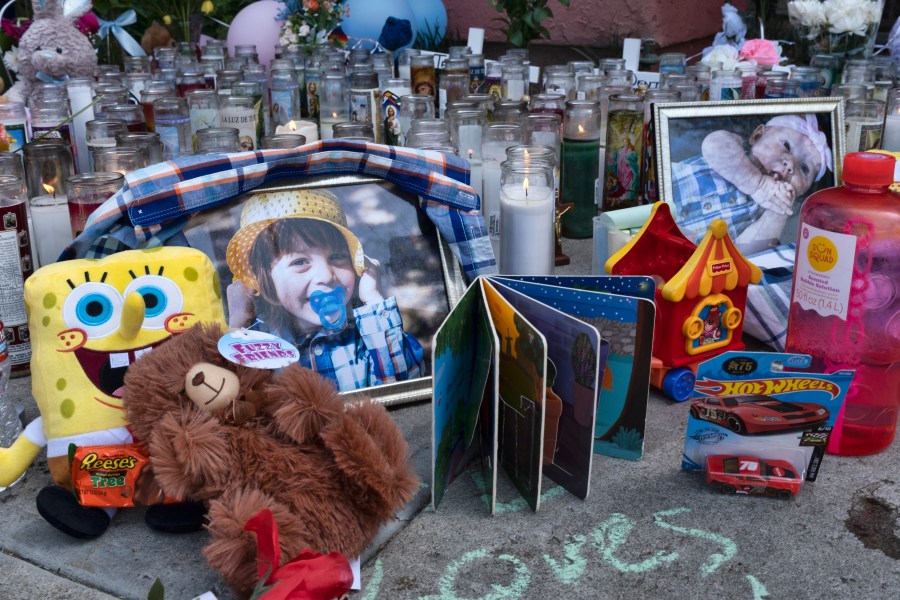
[2,240,899,599]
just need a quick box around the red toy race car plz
[689,394,829,435]
[705,455,802,499]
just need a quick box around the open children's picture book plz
[431,275,656,513]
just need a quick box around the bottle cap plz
[842,152,895,187]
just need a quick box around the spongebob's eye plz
[62,283,124,338]
[124,275,183,329]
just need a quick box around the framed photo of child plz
[654,97,845,255]
[179,175,467,404]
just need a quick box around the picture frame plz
[654,97,845,255]
[179,173,468,406]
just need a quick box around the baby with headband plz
[671,114,833,253]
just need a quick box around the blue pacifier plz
[309,286,347,330]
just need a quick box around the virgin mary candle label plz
[220,97,258,151]
[603,95,644,211]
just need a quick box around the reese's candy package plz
[70,443,181,508]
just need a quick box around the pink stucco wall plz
[446,0,739,48]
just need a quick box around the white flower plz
[824,0,875,35]
[701,44,740,70]
[2,46,19,74]
[297,23,310,38]
[788,0,827,29]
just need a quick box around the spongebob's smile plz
[74,339,169,400]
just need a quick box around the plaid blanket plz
[744,244,796,352]
[62,140,497,281]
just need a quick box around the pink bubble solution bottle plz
[786,152,900,455]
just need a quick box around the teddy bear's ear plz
[32,0,64,20]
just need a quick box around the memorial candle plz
[482,123,524,263]
[560,100,601,238]
[29,184,71,267]
[881,94,900,152]
[499,160,555,275]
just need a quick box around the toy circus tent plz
[605,202,762,370]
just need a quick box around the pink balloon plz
[226,0,285,68]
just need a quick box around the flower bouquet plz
[277,0,349,52]
[787,0,885,64]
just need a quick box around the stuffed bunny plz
[5,0,98,102]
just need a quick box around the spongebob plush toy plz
[0,247,226,538]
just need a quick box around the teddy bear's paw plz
[268,365,345,444]
[321,401,419,516]
[149,409,232,500]
[205,488,315,597]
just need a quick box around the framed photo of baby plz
[179,176,466,403]
[654,97,845,255]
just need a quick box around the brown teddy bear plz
[121,322,419,597]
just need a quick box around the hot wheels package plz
[682,352,853,499]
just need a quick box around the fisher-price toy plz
[0,247,226,538]
[605,202,762,401]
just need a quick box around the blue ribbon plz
[36,71,69,84]
[97,10,147,57]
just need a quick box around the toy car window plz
[707,398,721,406]
[722,397,739,407]
[722,457,739,473]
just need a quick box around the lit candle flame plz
[287,120,297,131]
[578,124,585,135]
[467,148,473,159]
[523,177,529,197]
[332,111,338,119]
[42,183,55,197]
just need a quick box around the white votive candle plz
[30,194,73,267]
[500,179,554,275]
[275,119,319,143]
[882,112,900,152]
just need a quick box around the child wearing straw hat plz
[225,189,424,391]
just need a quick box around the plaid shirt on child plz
[62,140,497,281]
[671,154,762,244]
[291,296,424,391]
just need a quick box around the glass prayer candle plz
[117,132,163,165]
[397,48,419,81]
[577,75,608,101]
[195,127,240,153]
[881,92,900,151]
[764,78,801,99]
[507,143,559,209]
[710,69,741,101]
[318,74,351,141]
[468,54,485,93]
[219,95,259,151]
[448,46,470,59]
[599,58,626,74]
[66,172,123,237]
[499,159,555,275]
[153,97,192,159]
[482,122,523,259]
[398,94,435,146]
[529,93,565,118]
[85,120,128,171]
[483,61,503,102]
[350,71,382,142]
[233,44,258,65]
[461,94,495,121]
[605,69,636,88]
[261,133,308,149]
[845,99,885,153]
[789,66,824,98]
[0,175,34,374]
[493,100,528,124]
[755,70,784,100]
[185,89,220,152]
[560,100,601,238]
[410,54,436,98]
[602,94,644,211]
[0,152,24,180]
[830,83,868,103]
[685,65,711,100]
[270,66,301,129]
[382,78,411,146]
[597,84,630,149]
[105,104,148,133]
[641,89,680,205]
[29,100,74,160]
[154,47,176,70]
[448,107,487,196]
[811,54,841,93]
[567,60,595,87]
[92,146,147,174]
[669,84,698,102]
[544,70,576,100]
[22,139,72,198]
[659,52,686,75]
[232,81,266,148]
[216,69,243,97]
[438,73,469,118]
[92,85,129,119]
[501,64,528,101]
[444,58,470,79]
[140,81,176,133]
[177,69,207,98]
[331,122,375,141]
[0,101,28,152]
